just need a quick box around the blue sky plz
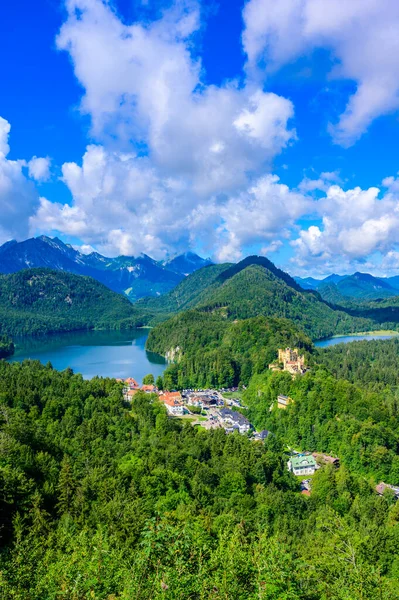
[2,0,399,276]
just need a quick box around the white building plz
[287,455,317,476]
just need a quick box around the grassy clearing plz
[331,330,399,338]
[222,391,243,401]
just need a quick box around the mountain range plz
[295,272,399,300]
[3,236,399,305]
[2,252,399,343]
[0,236,212,302]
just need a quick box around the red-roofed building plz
[376,482,399,499]
[141,384,157,393]
[159,392,184,415]
[124,377,139,390]
[125,389,139,401]
[312,453,340,467]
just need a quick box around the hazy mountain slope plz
[294,274,346,290]
[164,251,213,275]
[0,268,145,336]
[386,275,399,290]
[135,263,232,317]
[0,236,209,301]
[294,276,321,290]
[316,283,350,306]
[334,272,397,299]
[0,236,85,275]
[297,271,398,300]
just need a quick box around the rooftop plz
[220,408,250,426]
[290,455,317,469]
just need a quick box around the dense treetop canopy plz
[0,268,145,336]
[0,359,398,598]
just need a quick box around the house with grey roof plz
[219,408,251,434]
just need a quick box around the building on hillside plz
[312,453,340,468]
[277,395,293,409]
[125,389,139,402]
[124,377,140,390]
[201,395,218,408]
[375,482,399,500]
[300,479,312,492]
[269,348,306,375]
[278,348,306,375]
[252,429,272,441]
[219,408,251,434]
[141,384,157,393]
[287,455,317,476]
[159,391,184,416]
[186,396,204,408]
[268,363,281,372]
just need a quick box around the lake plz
[8,329,166,381]
[315,332,399,348]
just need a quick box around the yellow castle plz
[268,347,306,375]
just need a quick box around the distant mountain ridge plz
[295,271,399,300]
[0,236,212,302]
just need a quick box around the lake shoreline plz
[7,329,166,381]
[315,329,399,343]
[315,330,399,348]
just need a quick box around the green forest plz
[140,257,381,338]
[0,335,14,359]
[0,269,145,336]
[1,258,399,597]
[245,366,399,483]
[0,360,398,599]
[148,312,313,388]
[316,336,399,387]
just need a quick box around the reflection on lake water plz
[315,333,399,348]
[8,329,166,381]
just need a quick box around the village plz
[117,376,265,437]
[117,345,399,502]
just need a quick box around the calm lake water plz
[315,333,399,348]
[8,329,166,381]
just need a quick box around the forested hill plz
[0,268,145,336]
[148,314,313,388]
[1,359,398,598]
[144,256,378,340]
[135,262,232,319]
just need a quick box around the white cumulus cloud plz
[35,0,299,259]
[243,0,399,145]
[291,183,399,269]
[28,156,51,182]
[0,117,42,244]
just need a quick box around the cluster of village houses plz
[117,346,399,500]
[117,378,270,438]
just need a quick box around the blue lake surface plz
[315,333,399,348]
[8,329,166,381]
